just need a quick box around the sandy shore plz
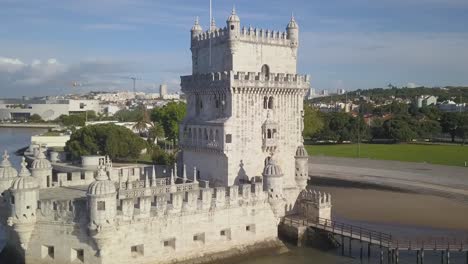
[310,173,468,235]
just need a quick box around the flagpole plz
[209,0,212,69]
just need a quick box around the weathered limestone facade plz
[0,9,331,264]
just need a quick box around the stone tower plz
[180,9,309,206]
[7,157,39,250]
[0,151,18,194]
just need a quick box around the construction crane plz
[122,76,141,93]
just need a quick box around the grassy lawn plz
[305,143,468,167]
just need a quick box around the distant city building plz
[320,89,329,96]
[159,84,168,98]
[438,101,467,112]
[0,99,101,121]
[337,88,346,95]
[306,87,316,99]
[416,95,438,108]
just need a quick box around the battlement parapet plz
[191,26,293,48]
[181,71,310,92]
[299,189,331,208]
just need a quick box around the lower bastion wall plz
[21,185,280,264]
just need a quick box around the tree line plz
[303,104,468,144]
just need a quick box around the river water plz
[1,128,468,264]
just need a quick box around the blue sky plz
[0,0,467,97]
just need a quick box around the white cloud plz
[0,57,25,73]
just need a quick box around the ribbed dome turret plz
[227,7,240,22]
[31,149,51,169]
[263,158,283,177]
[295,145,308,157]
[287,14,298,29]
[11,157,38,190]
[87,157,116,196]
[191,17,203,32]
[0,151,18,179]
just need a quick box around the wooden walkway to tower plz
[281,216,468,264]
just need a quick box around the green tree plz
[114,108,144,122]
[440,113,463,142]
[151,102,187,143]
[148,122,165,144]
[302,105,324,140]
[151,145,175,165]
[29,114,44,123]
[65,124,147,160]
[56,114,86,127]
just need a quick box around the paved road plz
[308,156,468,201]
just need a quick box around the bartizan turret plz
[295,145,308,190]
[7,157,39,250]
[286,14,299,57]
[0,150,18,194]
[262,158,286,218]
[227,7,240,53]
[87,156,116,258]
[30,146,52,188]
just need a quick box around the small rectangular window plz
[67,174,72,181]
[11,195,15,205]
[131,244,144,256]
[163,238,176,250]
[72,248,84,262]
[81,173,85,180]
[225,134,232,143]
[220,230,226,236]
[97,201,105,211]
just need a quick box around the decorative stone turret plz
[294,145,308,190]
[7,157,39,250]
[227,6,240,53]
[0,151,18,193]
[87,156,116,257]
[262,158,286,218]
[30,146,52,188]
[191,16,203,39]
[286,14,299,48]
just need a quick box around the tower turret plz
[0,151,18,193]
[295,145,308,190]
[7,157,39,250]
[227,7,241,38]
[286,14,299,52]
[210,17,217,32]
[262,158,286,218]
[87,156,116,256]
[191,16,203,39]
[30,146,52,188]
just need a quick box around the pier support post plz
[417,250,420,264]
[447,250,450,264]
[387,248,391,264]
[395,249,399,264]
[360,242,363,261]
[380,247,383,264]
[441,251,445,264]
[368,243,371,259]
[349,238,352,256]
[341,235,344,256]
[421,249,424,264]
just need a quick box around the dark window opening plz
[75,249,84,262]
[11,195,14,205]
[67,174,72,181]
[263,96,268,109]
[97,201,105,211]
[231,25,235,30]
[48,246,54,259]
[268,97,274,109]
[261,64,270,79]
[220,230,226,236]
[225,134,232,143]
[267,129,272,139]
[81,173,85,180]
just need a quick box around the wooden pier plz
[282,216,468,264]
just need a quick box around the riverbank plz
[0,123,60,129]
[309,156,468,203]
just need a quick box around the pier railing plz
[282,216,468,251]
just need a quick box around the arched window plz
[267,129,272,139]
[264,156,271,166]
[263,96,268,109]
[261,64,270,79]
[268,97,274,109]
